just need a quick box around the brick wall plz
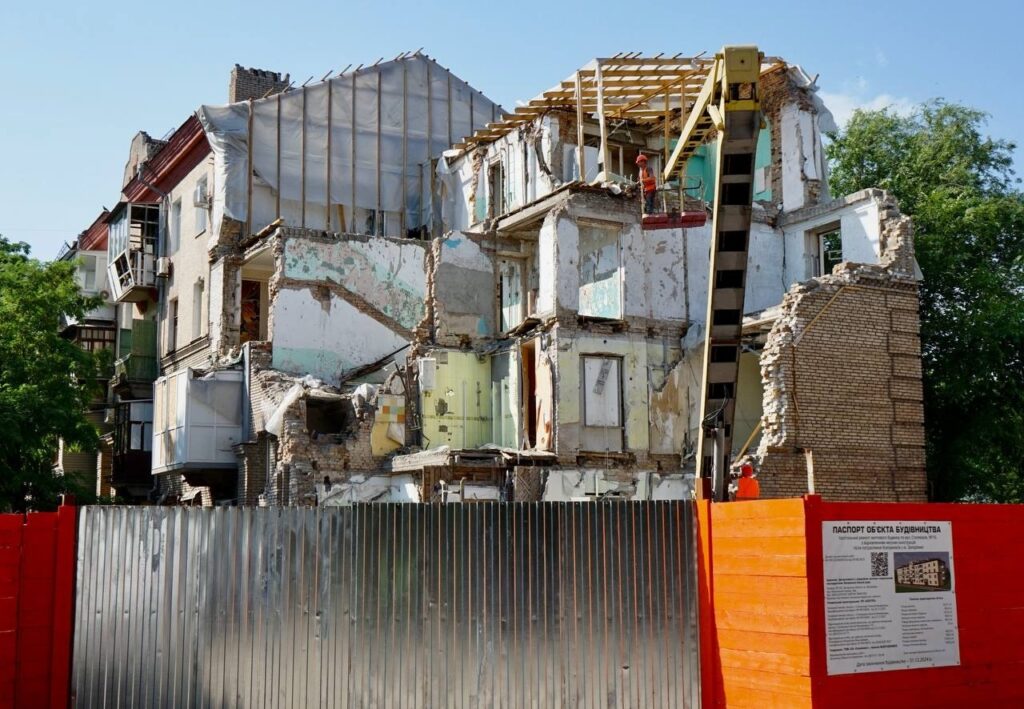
[755,268,927,501]
[228,65,290,103]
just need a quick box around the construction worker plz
[735,463,760,501]
[636,154,657,214]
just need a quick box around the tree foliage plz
[0,236,108,511]
[827,100,1024,501]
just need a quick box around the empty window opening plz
[239,279,264,344]
[521,339,537,449]
[306,398,351,436]
[820,228,843,275]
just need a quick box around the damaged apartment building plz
[97,50,926,506]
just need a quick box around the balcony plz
[112,319,158,397]
[111,399,153,496]
[105,203,159,303]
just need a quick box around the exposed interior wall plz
[431,233,496,342]
[418,349,492,449]
[268,229,426,383]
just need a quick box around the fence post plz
[49,500,77,709]
[803,495,826,704]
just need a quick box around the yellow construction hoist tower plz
[663,45,763,501]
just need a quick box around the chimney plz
[229,64,290,103]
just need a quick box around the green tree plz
[827,100,1024,501]
[0,236,108,511]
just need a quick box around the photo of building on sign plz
[894,552,952,593]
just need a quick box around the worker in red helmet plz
[735,463,760,501]
[636,154,657,214]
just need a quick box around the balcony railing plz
[108,239,157,303]
[114,354,158,384]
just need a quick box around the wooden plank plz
[710,516,808,539]
[720,665,812,696]
[712,534,807,557]
[713,589,809,617]
[714,608,809,635]
[718,647,810,676]
[713,573,808,597]
[716,628,811,657]
[712,553,807,577]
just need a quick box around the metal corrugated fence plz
[72,502,700,707]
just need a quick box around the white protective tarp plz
[197,55,502,235]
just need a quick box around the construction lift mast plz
[663,45,763,501]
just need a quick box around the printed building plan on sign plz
[822,521,960,675]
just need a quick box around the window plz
[168,298,178,353]
[81,254,97,292]
[499,260,523,331]
[195,177,208,235]
[581,355,624,451]
[578,223,622,319]
[169,199,181,254]
[819,228,843,275]
[192,279,205,341]
[488,161,506,218]
[114,400,153,454]
[78,326,116,353]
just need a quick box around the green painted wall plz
[420,351,493,449]
[678,120,772,203]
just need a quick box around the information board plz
[822,521,959,675]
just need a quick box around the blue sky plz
[1,0,1021,257]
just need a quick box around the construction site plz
[6,43,1020,708]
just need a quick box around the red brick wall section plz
[0,505,76,709]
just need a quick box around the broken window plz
[578,223,622,319]
[581,355,623,451]
[820,228,843,275]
